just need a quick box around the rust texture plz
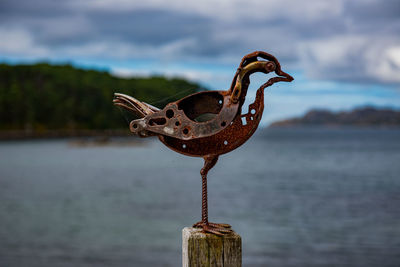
[114,51,293,235]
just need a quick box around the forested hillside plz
[0,63,201,131]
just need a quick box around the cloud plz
[0,27,49,57]
[300,35,400,83]
[365,45,400,84]
[111,66,222,83]
[0,0,399,84]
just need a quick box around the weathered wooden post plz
[182,227,242,267]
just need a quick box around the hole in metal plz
[183,128,189,135]
[182,144,187,149]
[132,124,138,129]
[221,121,226,127]
[175,121,180,126]
[223,140,228,145]
[218,99,223,105]
[241,117,247,125]
[166,109,174,119]
[194,113,217,122]
[178,91,223,122]
[251,109,256,114]
[149,117,167,126]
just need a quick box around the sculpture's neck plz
[228,61,275,105]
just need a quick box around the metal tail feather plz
[113,93,159,118]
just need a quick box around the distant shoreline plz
[0,129,133,140]
[269,107,400,128]
[267,124,400,129]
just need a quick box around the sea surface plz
[0,128,399,267]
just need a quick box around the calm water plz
[0,128,399,267]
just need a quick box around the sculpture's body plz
[114,51,293,235]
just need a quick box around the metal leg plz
[193,156,232,236]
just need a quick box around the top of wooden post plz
[182,227,242,267]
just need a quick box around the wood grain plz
[182,227,241,267]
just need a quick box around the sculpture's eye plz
[178,91,224,122]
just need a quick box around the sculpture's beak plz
[262,65,294,89]
[277,69,294,83]
[113,93,159,118]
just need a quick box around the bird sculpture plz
[113,51,294,235]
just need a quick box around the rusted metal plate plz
[128,90,239,140]
[159,87,265,157]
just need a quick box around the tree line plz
[0,63,201,131]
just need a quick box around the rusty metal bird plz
[113,51,293,235]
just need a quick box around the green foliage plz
[0,63,202,130]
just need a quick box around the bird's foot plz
[192,221,232,236]
[193,221,231,228]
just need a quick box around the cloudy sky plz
[1,0,399,124]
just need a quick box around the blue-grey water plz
[0,128,399,267]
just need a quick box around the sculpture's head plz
[229,51,293,104]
